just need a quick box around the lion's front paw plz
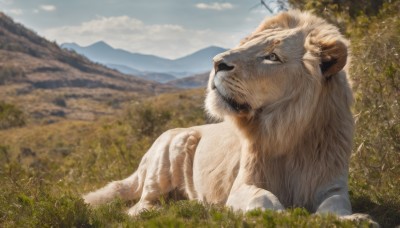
[246,193,284,212]
[127,201,155,217]
[341,213,379,228]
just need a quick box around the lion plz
[83,10,373,223]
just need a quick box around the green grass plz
[0,89,390,227]
[0,164,368,228]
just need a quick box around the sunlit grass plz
[0,88,392,227]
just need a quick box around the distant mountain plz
[106,63,143,75]
[172,46,226,73]
[139,72,176,83]
[62,41,170,73]
[0,12,175,121]
[61,42,227,78]
[166,72,209,88]
[106,63,176,83]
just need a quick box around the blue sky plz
[0,0,275,59]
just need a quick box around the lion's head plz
[205,10,353,155]
[206,10,349,120]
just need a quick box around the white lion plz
[83,10,374,223]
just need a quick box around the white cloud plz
[245,7,270,23]
[196,2,234,11]
[42,16,236,59]
[0,0,14,5]
[7,8,23,15]
[40,5,56,12]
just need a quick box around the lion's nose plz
[214,61,235,73]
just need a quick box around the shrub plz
[52,97,67,107]
[0,101,26,129]
[130,104,172,138]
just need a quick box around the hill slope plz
[0,12,174,121]
[166,72,209,88]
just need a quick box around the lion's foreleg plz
[316,192,379,226]
[314,176,379,226]
[316,193,352,215]
[314,174,352,215]
[226,183,284,212]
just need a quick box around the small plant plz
[52,97,67,107]
[135,105,172,137]
[0,101,26,129]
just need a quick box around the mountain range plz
[0,12,174,121]
[61,42,227,80]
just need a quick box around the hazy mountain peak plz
[174,46,227,61]
[87,41,114,50]
[203,45,226,51]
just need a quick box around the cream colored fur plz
[83,11,375,224]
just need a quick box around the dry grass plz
[0,89,373,227]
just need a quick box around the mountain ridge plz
[62,42,227,78]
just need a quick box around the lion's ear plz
[319,39,348,78]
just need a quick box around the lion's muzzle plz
[213,72,251,113]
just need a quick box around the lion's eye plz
[264,53,280,62]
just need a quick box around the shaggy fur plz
[83,11,374,223]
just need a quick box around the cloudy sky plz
[0,0,276,59]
